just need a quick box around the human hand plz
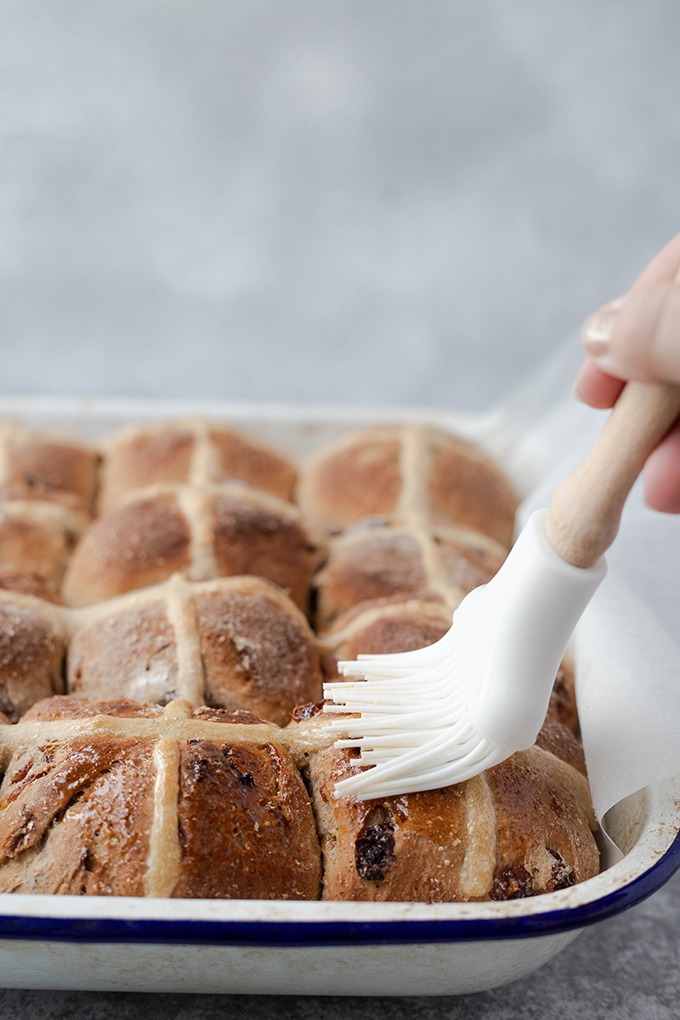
[574,233,680,513]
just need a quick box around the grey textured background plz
[1,1,680,1017]
[2,0,679,412]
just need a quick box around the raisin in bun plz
[294,709,598,902]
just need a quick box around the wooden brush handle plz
[545,380,680,568]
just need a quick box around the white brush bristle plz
[323,628,505,800]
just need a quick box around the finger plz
[578,232,680,373]
[581,281,680,385]
[573,357,625,408]
[643,420,680,513]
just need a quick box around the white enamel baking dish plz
[0,394,677,997]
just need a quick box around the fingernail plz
[581,296,626,357]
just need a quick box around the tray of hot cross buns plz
[0,396,676,997]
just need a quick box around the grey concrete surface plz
[0,0,679,1016]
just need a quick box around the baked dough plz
[62,483,318,610]
[67,575,322,725]
[0,423,99,515]
[314,522,506,630]
[0,414,598,903]
[0,697,321,899]
[298,423,518,546]
[294,707,598,902]
[99,419,297,512]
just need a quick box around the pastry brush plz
[323,378,680,800]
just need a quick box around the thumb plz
[581,282,680,385]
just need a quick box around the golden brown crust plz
[0,736,154,896]
[434,529,507,595]
[173,738,321,899]
[301,716,598,903]
[62,491,192,605]
[19,695,166,721]
[0,603,65,722]
[0,502,86,589]
[212,489,317,612]
[315,528,430,630]
[314,525,505,630]
[318,600,451,679]
[194,579,322,725]
[426,434,518,547]
[207,426,296,502]
[100,420,296,512]
[299,430,403,535]
[535,715,585,772]
[100,424,196,512]
[298,424,518,546]
[0,685,597,903]
[62,485,317,610]
[66,576,322,726]
[0,566,61,604]
[0,425,99,516]
[484,748,598,899]
[68,603,179,706]
[0,697,321,899]
[0,413,598,905]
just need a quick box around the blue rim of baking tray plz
[0,827,677,947]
